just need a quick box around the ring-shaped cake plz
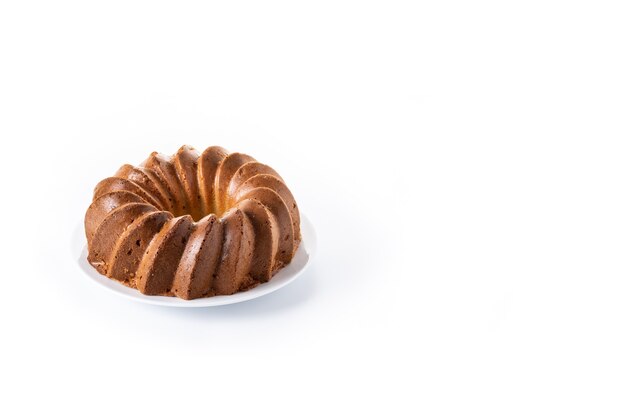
[84,145,301,300]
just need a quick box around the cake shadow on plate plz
[146,266,317,319]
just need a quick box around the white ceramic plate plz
[74,214,316,307]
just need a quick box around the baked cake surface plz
[85,145,301,300]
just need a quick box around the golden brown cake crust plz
[84,145,301,300]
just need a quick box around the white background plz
[1,1,625,415]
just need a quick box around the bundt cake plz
[84,145,301,300]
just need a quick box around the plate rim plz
[74,213,316,307]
